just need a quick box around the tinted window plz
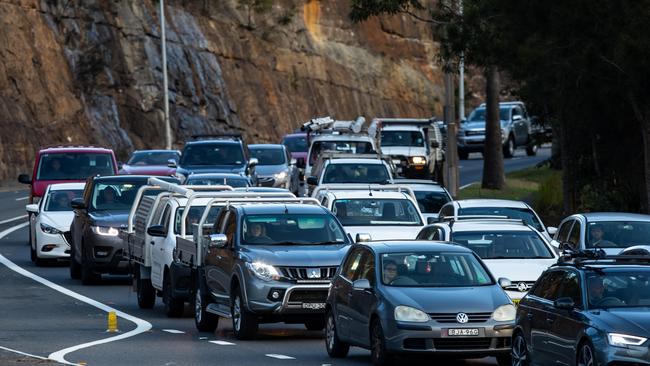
[556,220,574,242]
[333,199,422,226]
[43,189,84,212]
[127,151,179,165]
[568,221,581,246]
[241,214,347,245]
[322,163,389,184]
[530,271,564,301]
[557,271,582,308]
[357,250,376,285]
[37,153,115,180]
[282,135,308,153]
[341,248,364,281]
[586,221,650,248]
[175,205,222,235]
[586,270,650,309]
[416,226,440,240]
[458,207,544,231]
[309,141,374,164]
[380,131,425,147]
[440,204,454,218]
[249,148,286,165]
[414,190,451,213]
[451,231,553,259]
[185,177,250,187]
[90,181,147,211]
[180,144,244,166]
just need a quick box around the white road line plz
[0,345,51,362]
[0,215,27,225]
[15,196,29,201]
[209,340,236,346]
[0,222,152,365]
[266,354,295,360]
[162,329,185,334]
[459,182,476,190]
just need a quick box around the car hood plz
[482,259,555,282]
[88,211,130,228]
[40,211,75,231]
[383,285,510,313]
[589,308,650,335]
[177,165,246,175]
[345,226,423,242]
[240,244,350,267]
[255,164,287,176]
[382,146,427,157]
[119,165,176,176]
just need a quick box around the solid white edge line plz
[0,222,153,365]
[209,340,236,346]
[266,354,296,360]
[0,345,50,361]
[15,196,29,201]
[459,182,476,190]
[0,215,27,225]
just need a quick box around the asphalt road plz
[0,151,548,366]
[458,147,551,187]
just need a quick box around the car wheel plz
[231,286,258,340]
[69,245,81,279]
[370,319,393,366]
[526,142,538,156]
[30,233,36,263]
[136,265,155,309]
[458,150,469,160]
[503,136,515,158]
[163,272,184,318]
[325,310,349,358]
[577,341,596,366]
[304,318,326,331]
[80,247,100,285]
[194,278,219,332]
[511,333,530,366]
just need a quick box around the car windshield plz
[43,189,84,212]
[414,190,451,213]
[250,148,286,165]
[381,252,493,287]
[282,135,308,153]
[587,270,650,309]
[37,153,115,180]
[309,140,374,164]
[241,214,347,245]
[185,177,250,187]
[458,207,544,231]
[90,181,147,211]
[333,199,422,226]
[452,231,553,259]
[380,131,425,147]
[127,151,179,166]
[467,107,511,122]
[322,163,390,184]
[180,144,244,166]
[175,206,222,235]
[586,221,650,248]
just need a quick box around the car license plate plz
[302,303,325,310]
[447,328,479,336]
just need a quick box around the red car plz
[18,146,119,204]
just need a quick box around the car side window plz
[160,204,172,234]
[530,271,564,301]
[557,220,574,242]
[341,248,364,281]
[321,196,329,208]
[556,271,583,308]
[222,212,237,246]
[440,204,454,218]
[358,249,376,286]
[568,221,582,247]
[416,227,434,240]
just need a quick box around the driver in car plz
[247,222,271,243]
[588,276,623,307]
[383,260,398,284]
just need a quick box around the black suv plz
[174,135,258,185]
[513,252,650,366]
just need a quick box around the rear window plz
[282,135,308,153]
[127,151,179,165]
[250,148,286,165]
[185,177,250,187]
[414,190,451,214]
[180,144,245,166]
[37,153,115,180]
[323,163,390,184]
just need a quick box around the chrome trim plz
[277,284,331,313]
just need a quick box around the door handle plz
[150,241,155,245]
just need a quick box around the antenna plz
[368,185,373,197]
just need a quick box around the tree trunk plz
[559,109,576,214]
[481,66,505,189]
[629,95,650,213]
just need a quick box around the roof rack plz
[189,133,242,141]
[312,184,416,200]
[555,249,650,267]
[372,117,438,127]
[301,116,379,139]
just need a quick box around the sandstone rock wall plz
[0,0,443,182]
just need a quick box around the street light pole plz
[160,0,172,150]
[458,0,465,120]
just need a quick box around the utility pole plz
[160,0,172,150]
[444,72,459,198]
[458,0,465,120]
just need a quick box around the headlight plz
[274,171,288,181]
[40,223,62,235]
[608,333,648,347]
[91,226,119,236]
[491,304,516,321]
[246,262,281,281]
[410,156,427,165]
[394,305,430,322]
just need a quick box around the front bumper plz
[83,231,129,274]
[244,275,331,316]
[35,229,70,259]
[258,175,287,188]
[594,335,650,365]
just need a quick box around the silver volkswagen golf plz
[325,241,515,366]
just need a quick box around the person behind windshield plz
[588,276,605,307]
[383,260,398,284]
[51,192,70,211]
[47,158,65,179]
[246,222,271,243]
[98,186,118,209]
[590,224,615,247]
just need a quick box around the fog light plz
[272,291,280,299]
[267,289,285,301]
[42,245,57,252]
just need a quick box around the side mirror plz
[356,233,371,243]
[554,297,575,310]
[18,174,31,185]
[547,226,558,236]
[306,176,318,186]
[513,115,523,122]
[70,198,86,210]
[147,225,167,238]
[167,159,177,168]
[427,217,437,225]
[430,141,440,148]
[248,157,259,168]
[498,277,512,289]
[296,157,306,169]
[290,158,297,166]
[117,161,124,169]
[208,233,228,249]
[352,279,372,291]
[26,204,39,214]
[460,119,467,124]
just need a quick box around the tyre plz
[69,246,81,279]
[231,286,258,340]
[577,341,596,366]
[325,310,349,358]
[136,265,155,309]
[370,319,393,366]
[27,215,32,246]
[458,149,469,160]
[194,276,219,332]
[163,272,184,318]
[30,236,36,263]
[511,332,530,366]
[81,258,100,285]
[503,136,515,158]
[526,142,538,156]
[304,318,326,331]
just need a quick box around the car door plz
[72,178,94,261]
[547,270,585,365]
[347,248,377,346]
[151,203,172,290]
[512,106,527,145]
[334,247,364,342]
[555,219,575,249]
[567,220,583,251]
[210,210,237,306]
[526,270,563,364]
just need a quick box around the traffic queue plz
[18,115,650,366]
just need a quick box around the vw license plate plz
[302,303,325,310]
[447,328,479,336]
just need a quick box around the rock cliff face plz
[0,0,443,182]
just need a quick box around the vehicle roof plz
[174,196,218,206]
[382,125,422,131]
[555,262,650,271]
[132,149,180,154]
[39,147,114,154]
[248,144,285,150]
[233,187,290,193]
[311,134,373,142]
[186,173,247,179]
[454,199,529,209]
[93,175,179,183]
[328,190,412,200]
[47,182,86,190]
[477,101,524,108]
[283,133,307,139]
[237,204,328,215]
[441,221,535,232]
[326,159,385,165]
[396,182,447,192]
[576,212,650,222]
[185,140,242,146]
[360,240,471,255]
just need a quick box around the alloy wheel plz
[578,343,594,366]
[233,295,242,331]
[195,290,202,323]
[512,334,528,366]
[326,314,335,351]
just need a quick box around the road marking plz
[162,329,185,334]
[209,340,236,346]
[0,215,27,225]
[266,354,295,360]
[0,222,152,366]
[0,345,51,362]
[15,196,29,201]
[459,182,476,190]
